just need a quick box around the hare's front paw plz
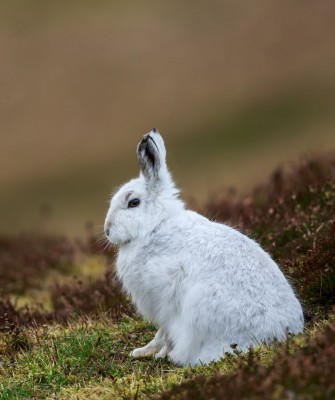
[130,328,166,359]
[130,328,169,358]
[130,345,158,358]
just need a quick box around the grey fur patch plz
[137,134,161,183]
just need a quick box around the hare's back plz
[174,212,303,331]
[168,211,290,290]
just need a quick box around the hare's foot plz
[154,342,169,359]
[130,328,165,359]
[131,345,158,358]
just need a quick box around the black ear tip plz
[152,128,157,133]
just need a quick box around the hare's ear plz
[137,129,170,189]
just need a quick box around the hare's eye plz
[128,198,140,208]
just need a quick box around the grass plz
[1,315,327,400]
[0,154,335,399]
[0,316,230,399]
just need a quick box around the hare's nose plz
[105,228,110,237]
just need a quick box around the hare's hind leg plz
[130,328,166,358]
[166,321,202,366]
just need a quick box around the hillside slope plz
[1,0,335,234]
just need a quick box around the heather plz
[0,155,334,399]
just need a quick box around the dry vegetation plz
[0,154,334,399]
[160,321,335,400]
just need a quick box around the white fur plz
[104,130,304,366]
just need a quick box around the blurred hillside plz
[0,0,334,235]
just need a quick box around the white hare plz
[104,129,304,366]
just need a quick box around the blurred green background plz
[0,0,334,235]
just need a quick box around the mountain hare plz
[104,129,303,366]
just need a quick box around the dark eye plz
[128,198,140,208]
